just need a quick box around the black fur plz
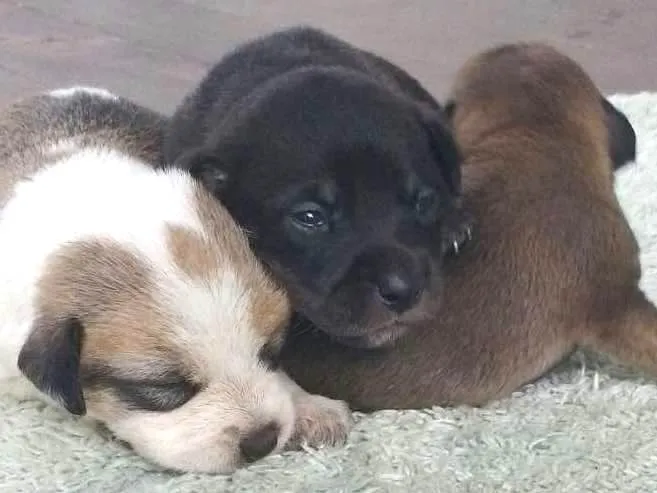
[17,317,86,415]
[164,26,468,347]
[600,97,636,170]
[82,364,201,413]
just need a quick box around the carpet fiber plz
[2,93,657,493]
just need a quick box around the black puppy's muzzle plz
[354,246,430,314]
[376,270,422,313]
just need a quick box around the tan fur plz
[167,185,292,339]
[167,225,222,279]
[281,43,657,410]
[193,185,292,339]
[36,239,179,366]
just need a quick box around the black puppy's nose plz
[377,272,421,312]
[239,421,280,463]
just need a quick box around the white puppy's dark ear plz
[601,97,636,170]
[17,317,86,415]
[174,147,230,196]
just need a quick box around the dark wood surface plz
[1,0,655,114]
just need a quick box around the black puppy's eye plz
[413,187,440,224]
[289,202,330,233]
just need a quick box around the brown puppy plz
[280,43,653,410]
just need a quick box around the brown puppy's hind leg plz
[585,292,657,376]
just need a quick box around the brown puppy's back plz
[281,43,654,410]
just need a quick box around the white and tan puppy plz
[0,87,351,473]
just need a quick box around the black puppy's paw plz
[441,208,474,256]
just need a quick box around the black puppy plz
[164,26,469,348]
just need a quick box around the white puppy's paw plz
[287,394,352,449]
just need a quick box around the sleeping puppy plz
[0,87,350,472]
[280,43,653,410]
[164,26,471,348]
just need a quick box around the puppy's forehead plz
[316,144,431,196]
[166,218,290,343]
[35,239,177,359]
[37,228,288,374]
[189,183,291,338]
[169,183,251,279]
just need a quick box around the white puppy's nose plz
[239,421,280,463]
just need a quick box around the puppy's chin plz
[296,286,439,349]
[333,322,410,349]
[293,308,408,349]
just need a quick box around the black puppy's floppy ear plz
[18,317,86,415]
[420,106,462,197]
[443,99,456,121]
[601,97,636,170]
[174,147,231,196]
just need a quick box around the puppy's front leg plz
[587,292,657,376]
[277,371,352,449]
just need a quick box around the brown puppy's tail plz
[587,291,657,376]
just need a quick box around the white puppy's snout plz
[238,420,281,463]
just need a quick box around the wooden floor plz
[1,0,656,114]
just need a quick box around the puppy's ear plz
[420,108,462,197]
[601,98,636,170]
[17,317,86,415]
[174,147,231,196]
[443,99,456,121]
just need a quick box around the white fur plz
[45,138,79,156]
[0,148,202,379]
[48,86,118,100]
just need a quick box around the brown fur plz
[36,240,180,367]
[167,224,222,279]
[167,185,292,339]
[280,42,655,410]
[16,239,182,416]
